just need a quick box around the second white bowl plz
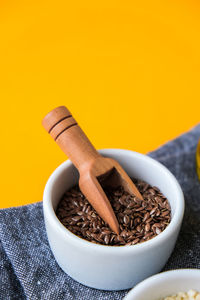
[124,269,200,300]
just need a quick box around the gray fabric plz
[1,124,200,300]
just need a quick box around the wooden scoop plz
[42,106,143,234]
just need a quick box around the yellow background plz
[0,0,199,208]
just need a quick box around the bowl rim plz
[124,268,200,299]
[43,148,184,254]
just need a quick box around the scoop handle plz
[42,106,100,170]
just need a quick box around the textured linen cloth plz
[1,124,200,300]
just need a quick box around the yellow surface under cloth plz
[0,0,200,208]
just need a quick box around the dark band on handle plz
[55,123,77,141]
[48,115,72,133]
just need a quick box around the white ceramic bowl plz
[124,269,200,300]
[43,149,184,290]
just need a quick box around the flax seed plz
[123,215,130,225]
